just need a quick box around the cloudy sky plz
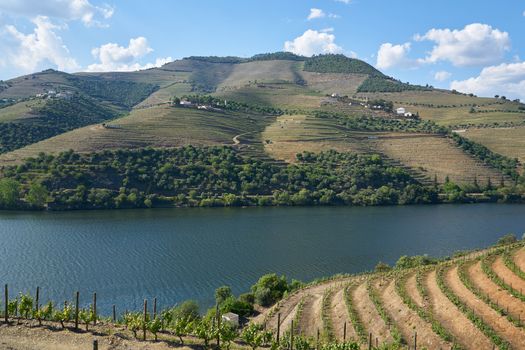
[0,0,524,99]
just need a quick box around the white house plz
[404,112,413,117]
[396,107,406,115]
[221,312,239,328]
[180,100,193,107]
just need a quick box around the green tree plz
[26,182,49,208]
[251,273,289,307]
[215,286,233,305]
[0,178,21,208]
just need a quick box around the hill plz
[1,53,525,209]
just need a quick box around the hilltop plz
[0,53,524,210]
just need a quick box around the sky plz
[0,0,524,99]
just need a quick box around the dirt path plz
[0,323,192,350]
[425,269,493,350]
[468,261,525,322]
[405,273,425,308]
[254,292,301,332]
[330,286,356,342]
[493,255,525,292]
[445,264,525,349]
[296,294,322,338]
[375,278,450,350]
[352,282,393,344]
[514,248,525,272]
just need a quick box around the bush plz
[172,300,200,321]
[251,273,289,307]
[497,233,517,246]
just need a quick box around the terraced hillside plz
[0,53,523,187]
[253,242,525,350]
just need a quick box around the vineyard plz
[3,238,525,349]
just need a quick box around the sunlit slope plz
[0,106,276,165]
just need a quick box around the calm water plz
[1,204,524,314]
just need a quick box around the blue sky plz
[0,0,524,99]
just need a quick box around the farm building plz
[221,312,239,328]
[396,107,406,115]
[404,112,414,117]
[180,100,193,107]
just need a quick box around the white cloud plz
[0,0,114,27]
[376,42,411,70]
[415,23,510,67]
[307,8,325,20]
[284,29,343,57]
[307,8,339,20]
[335,0,351,4]
[434,71,452,81]
[451,61,525,100]
[87,37,172,72]
[3,15,79,72]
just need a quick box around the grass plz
[464,126,525,163]
[0,99,44,123]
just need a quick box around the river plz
[1,204,524,314]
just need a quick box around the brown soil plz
[296,294,323,338]
[424,270,492,349]
[492,255,525,294]
[330,286,357,342]
[375,278,450,350]
[405,273,425,308]
[352,282,393,344]
[0,321,195,350]
[514,248,525,276]
[468,261,525,322]
[445,264,525,348]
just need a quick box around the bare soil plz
[492,255,525,294]
[424,270,492,350]
[375,278,450,350]
[405,273,424,308]
[329,286,357,342]
[445,264,525,349]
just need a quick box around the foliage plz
[147,317,163,341]
[343,284,368,344]
[374,262,392,273]
[0,178,21,208]
[251,274,290,307]
[357,76,432,93]
[34,301,54,326]
[178,95,283,115]
[68,76,158,108]
[193,318,217,349]
[250,52,305,62]
[79,307,95,331]
[451,133,518,179]
[169,315,194,345]
[0,94,119,154]
[18,293,33,319]
[171,300,200,321]
[497,233,518,246]
[25,182,49,208]
[240,323,272,350]
[304,54,384,76]
[53,303,73,328]
[321,289,335,342]
[1,147,442,210]
[219,323,238,350]
[395,255,436,269]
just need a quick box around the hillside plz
[1,53,525,209]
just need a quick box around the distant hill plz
[1,52,524,208]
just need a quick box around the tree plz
[374,261,392,273]
[497,233,517,246]
[26,182,49,208]
[215,286,233,305]
[0,178,21,208]
[172,300,200,321]
[251,274,289,306]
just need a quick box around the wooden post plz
[143,299,147,341]
[276,313,281,344]
[4,284,8,324]
[343,322,347,342]
[368,333,372,350]
[75,291,79,330]
[316,328,320,350]
[414,331,417,350]
[112,305,116,323]
[153,298,157,319]
[290,320,294,350]
[93,292,97,326]
[35,286,40,313]
[93,339,98,350]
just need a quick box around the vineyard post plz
[75,291,79,330]
[316,328,320,350]
[368,333,372,350]
[414,331,417,350]
[4,284,8,324]
[93,339,98,350]
[290,320,294,350]
[35,286,40,313]
[93,292,97,326]
[153,297,157,319]
[112,305,116,323]
[343,321,346,342]
[143,299,147,341]
[276,313,281,344]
